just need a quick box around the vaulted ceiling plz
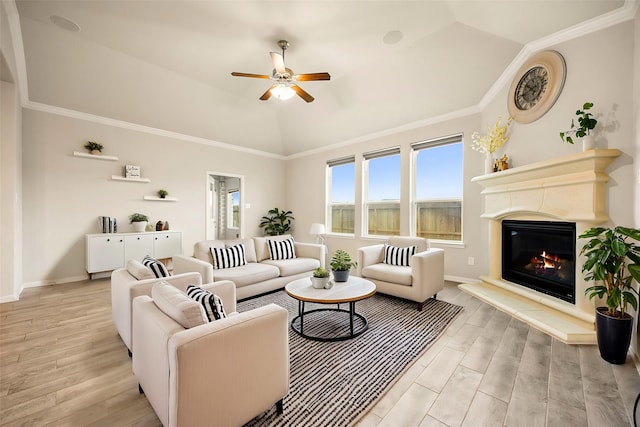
[13,0,625,156]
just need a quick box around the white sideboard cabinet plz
[86,231,182,278]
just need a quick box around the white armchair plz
[357,236,444,310]
[132,281,289,427]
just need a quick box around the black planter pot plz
[332,270,350,282]
[595,306,634,365]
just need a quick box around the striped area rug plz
[239,290,463,427]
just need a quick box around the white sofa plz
[357,236,444,310]
[173,235,324,300]
[133,280,289,427]
[111,261,204,355]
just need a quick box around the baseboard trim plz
[22,274,89,289]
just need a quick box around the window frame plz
[326,156,356,236]
[362,147,401,238]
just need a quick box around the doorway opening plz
[206,173,244,240]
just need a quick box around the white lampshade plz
[270,84,295,100]
[309,223,326,235]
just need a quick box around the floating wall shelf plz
[144,196,178,202]
[73,151,119,161]
[111,175,150,183]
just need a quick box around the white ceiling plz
[13,0,625,157]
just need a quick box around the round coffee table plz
[285,276,376,342]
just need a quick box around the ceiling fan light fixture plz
[270,83,295,100]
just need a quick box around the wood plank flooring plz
[1,279,639,426]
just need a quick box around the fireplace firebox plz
[502,220,576,303]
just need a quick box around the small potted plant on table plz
[311,267,331,289]
[330,249,357,282]
[581,226,640,364]
[129,213,149,232]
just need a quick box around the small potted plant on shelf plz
[330,249,357,282]
[559,102,598,150]
[84,141,103,155]
[311,267,331,289]
[158,189,168,199]
[129,213,149,232]
[581,226,640,364]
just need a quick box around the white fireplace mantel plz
[460,149,621,344]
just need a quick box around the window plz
[327,156,355,234]
[364,147,401,236]
[227,190,240,228]
[412,135,463,241]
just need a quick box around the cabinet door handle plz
[137,237,140,240]
[107,239,110,242]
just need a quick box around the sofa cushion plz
[142,255,169,278]
[384,244,416,267]
[261,257,320,277]
[254,234,293,261]
[126,259,155,280]
[267,238,296,260]
[211,244,247,269]
[194,239,258,264]
[212,263,279,288]
[225,239,257,263]
[186,285,227,321]
[361,263,413,286]
[151,281,207,328]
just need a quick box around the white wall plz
[20,109,287,286]
[287,19,637,283]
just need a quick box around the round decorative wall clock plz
[507,50,566,124]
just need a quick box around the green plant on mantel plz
[581,226,640,317]
[560,102,598,144]
[128,213,149,223]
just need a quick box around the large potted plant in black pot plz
[330,249,357,282]
[581,226,640,364]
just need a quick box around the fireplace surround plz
[460,149,620,344]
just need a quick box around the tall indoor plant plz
[258,208,294,236]
[581,226,640,364]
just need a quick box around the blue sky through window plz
[331,163,355,203]
[368,155,400,201]
[416,143,463,199]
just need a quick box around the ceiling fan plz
[231,40,330,103]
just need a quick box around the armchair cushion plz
[151,281,207,329]
[361,263,413,286]
[211,244,247,269]
[186,285,227,321]
[143,255,169,278]
[384,244,416,267]
[126,259,155,280]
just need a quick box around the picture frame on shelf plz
[125,164,141,179]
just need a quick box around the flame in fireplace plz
[531,251,563,271]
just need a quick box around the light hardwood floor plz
[1,279,639,426]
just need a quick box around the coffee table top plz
[285,276,376,304]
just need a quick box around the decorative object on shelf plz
[259,208,295,236]
[311,267,331,289]
[98,216,117,233]
[580,226,640,364]
[163,221,169,230]
[471,115,513,174]
[158,189,168,199]
[559,102,598,151]
[155,221,164,231]
[330,249,357,282]
[495,154,510,172]
[129,213,149,232]
[125,164,141,179]
[508,50,566,124]
[84,140,103,155]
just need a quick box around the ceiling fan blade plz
[294,72,331,81]
[291,84,314,103]
[259,85,276,101]
[231,72,270,79]
[270,52,286,74]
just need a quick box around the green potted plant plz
[158,189,168,199]
[559,102,598,150]
[84,141,103,155]
[311,267,331,289]
[259,208,294,236]
[581,226,640,364]
[129,213,149,232]
[330,249,357,282]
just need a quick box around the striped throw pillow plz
[210,244,246,269]
[267,238,296,260]
[383,244,416,267]
[186,285,227,321]
[142,255,169,278]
